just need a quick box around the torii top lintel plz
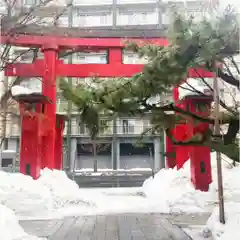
[1,35,168,49]
[1,26,168,49]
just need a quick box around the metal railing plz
[71,124,153,136]
[8,124,153,137]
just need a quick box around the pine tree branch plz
[217,68,240,88]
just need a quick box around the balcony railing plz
[8,124,153,137]
[71,123,153,136]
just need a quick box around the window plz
[79,123,86,134]
[73,10,111,27]
[118,10,157,26]
[127,54,135,63]
[100,55,106,62]
[194,102,207,113]
[19,52,33,63]
[99,119,109,134]
[123,52,138,64]
[140,12,147,22]
[23,0,35,7]
[122,119,134,134]
[72,78,85,86]
[76,54,86,63]
[100,14,108,25]
[3,138,8,150]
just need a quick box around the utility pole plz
[66,0,73,171]
[213,65,225,224]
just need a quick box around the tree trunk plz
[93,139,97,172]
[0,77,8,149]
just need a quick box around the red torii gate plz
[2,35,168,179]
[2,34,212,190]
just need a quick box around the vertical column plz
[54,116,65,170]
[107,49,121,169]
[112,138,120,169]
[190,146,212,192]
[19,115,41,179]
[157,0,162,27]
[112,0,117,27]
[154,137,161,171]
[116,139,120,169]
[112,115,118,170]
[7,138,17,151]
[41,44,58,169]
[190,100,212,191]
[69,138,77,172]
[108,48,122,64]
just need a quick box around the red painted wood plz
[41,47,58,170]
[5,61,215,78]
[1,35,168,48]
[19,104,43,179]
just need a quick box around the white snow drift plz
[142,152,240,213]
[0,168,95,217]
[11,85,34,96]
[0,151,239,239]
[142,152,240,239]
[206,202,240,240]
[0,204,45,240]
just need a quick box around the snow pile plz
[0,204,44,240]
[178,78,214,100]
[11,85,34,96]
[205,202,240,240]
[142,165,215,213]
[0,168,95,217]
[38,168,96,208]
[142,152,240,213]
[0,171,53,216]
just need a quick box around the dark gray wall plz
[75,155,112,169]
[119,155,152,169]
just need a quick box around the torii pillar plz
[41,43,58,170]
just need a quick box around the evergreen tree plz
[60,7,239,163]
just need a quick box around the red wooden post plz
[41,44,58,169]
[19,103,42,179]
[189,99,212,191]
[174,124,191,169]
[170,78,213,191]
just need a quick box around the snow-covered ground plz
[0,204,45,240]
[0,168,98,218]
[143,152,240,214]
[0,152,239,239]
[205,202,240,240]
[143,152,240,240]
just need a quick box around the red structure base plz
[190,146,212,191]
[19,128,41,180]
[164,73,213,191]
